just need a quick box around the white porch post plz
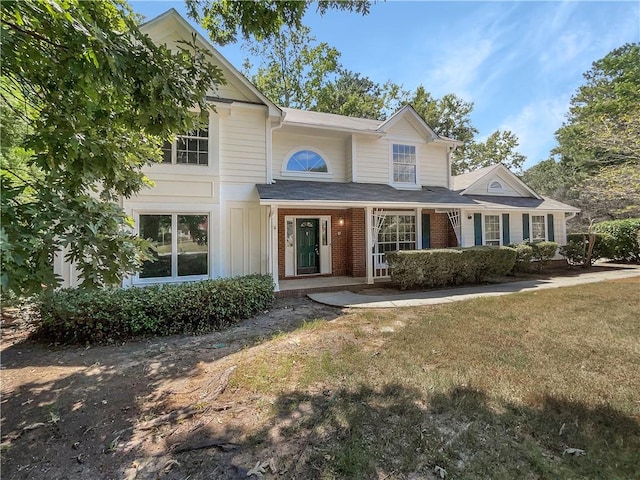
[365,206,374,284]
[270,205,279,291]
[416,207,423,249]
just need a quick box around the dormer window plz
[392,144,417,184]
[286,150,328,173]
[162,127,209,166]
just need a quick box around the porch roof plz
[256,180,476,207]
[465,195,580,212]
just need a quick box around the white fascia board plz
[258,199,474,209]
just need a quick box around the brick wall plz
[278,208,366,279]
[422,209,458,248]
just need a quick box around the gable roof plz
[281,105,461,144]
[281,108,382,134]
[453,164,541,199]
[141,9,282,117]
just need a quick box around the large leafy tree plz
[554,43,640,170]
[523,43,640,224]
[243,25,341,109]
[1,0,223,294]
[315,69,404,120]
[186,0,371,45]
[462,130,526,174]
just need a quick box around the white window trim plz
[281,146,333,178]
[530,214,547,242]
[376,211,417,252]
[389,142,420,189]
[162,131,209,166]
[483,214,502,246]
[133,211,211,285]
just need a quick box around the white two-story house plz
[55,9,579,292]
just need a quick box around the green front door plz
[296,218,319,275]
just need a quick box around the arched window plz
[489,181,502,189]
[286,150,328,173]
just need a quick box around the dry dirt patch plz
[1,297,342,480]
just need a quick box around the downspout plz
[266,112,286,184]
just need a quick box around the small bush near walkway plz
[386,246,517,290]
[593,218,640,262]
[560,233,614,267]
[37,274,274,344]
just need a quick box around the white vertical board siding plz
[228,202,268,276]
[272,132,348,181]
[419,144,449,187]
[354,135,390,184]
[220,108,267,184]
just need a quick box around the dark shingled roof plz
[256,180,476,205]
[465,195,580,212]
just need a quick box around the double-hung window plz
[392,144,417,184]
[138,214,209,280]
[162,128,209,165]
[376,214,416,256]
[531,215,546,241]
[484,215,501,246]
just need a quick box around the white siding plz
[385,117,425,141]
[219,107,267,184]
[272,132,348,182]
[354,135,390,184]
[463,173,531,197]
[419,144,449,187]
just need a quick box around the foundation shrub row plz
[386,246,517,290]
[37,274,274,344]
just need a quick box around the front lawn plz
[2,278,638,479]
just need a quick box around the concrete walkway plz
[308,265,640,308]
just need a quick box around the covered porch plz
[257,180,475,292]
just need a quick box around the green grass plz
[229,278,640,479]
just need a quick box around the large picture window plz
[376,214,416,256]
[139,214,209,280]
[392,144,416,184]
[531,215,546,241]
[484,215,501,246]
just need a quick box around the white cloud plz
[499,96,570,169]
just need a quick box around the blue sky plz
[131,1,639,169]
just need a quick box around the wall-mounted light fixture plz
[467,215,473,220]
[338,217,345,226]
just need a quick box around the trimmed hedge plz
[386,246,517,290]
[508,243,534,273]
[37,274,274,344]
[593,218,640,262]
[560,233,614,266]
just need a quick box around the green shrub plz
[37,275,274,344]
[529,241,558,271]
[508,243,534,273]
[593,218,640,262]
[386,246,517,290]
[560,233,614,266]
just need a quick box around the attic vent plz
[488,180,504,193]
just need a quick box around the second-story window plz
[286,150,328,173]
[162,127,209,166]
[392,144,416,184]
